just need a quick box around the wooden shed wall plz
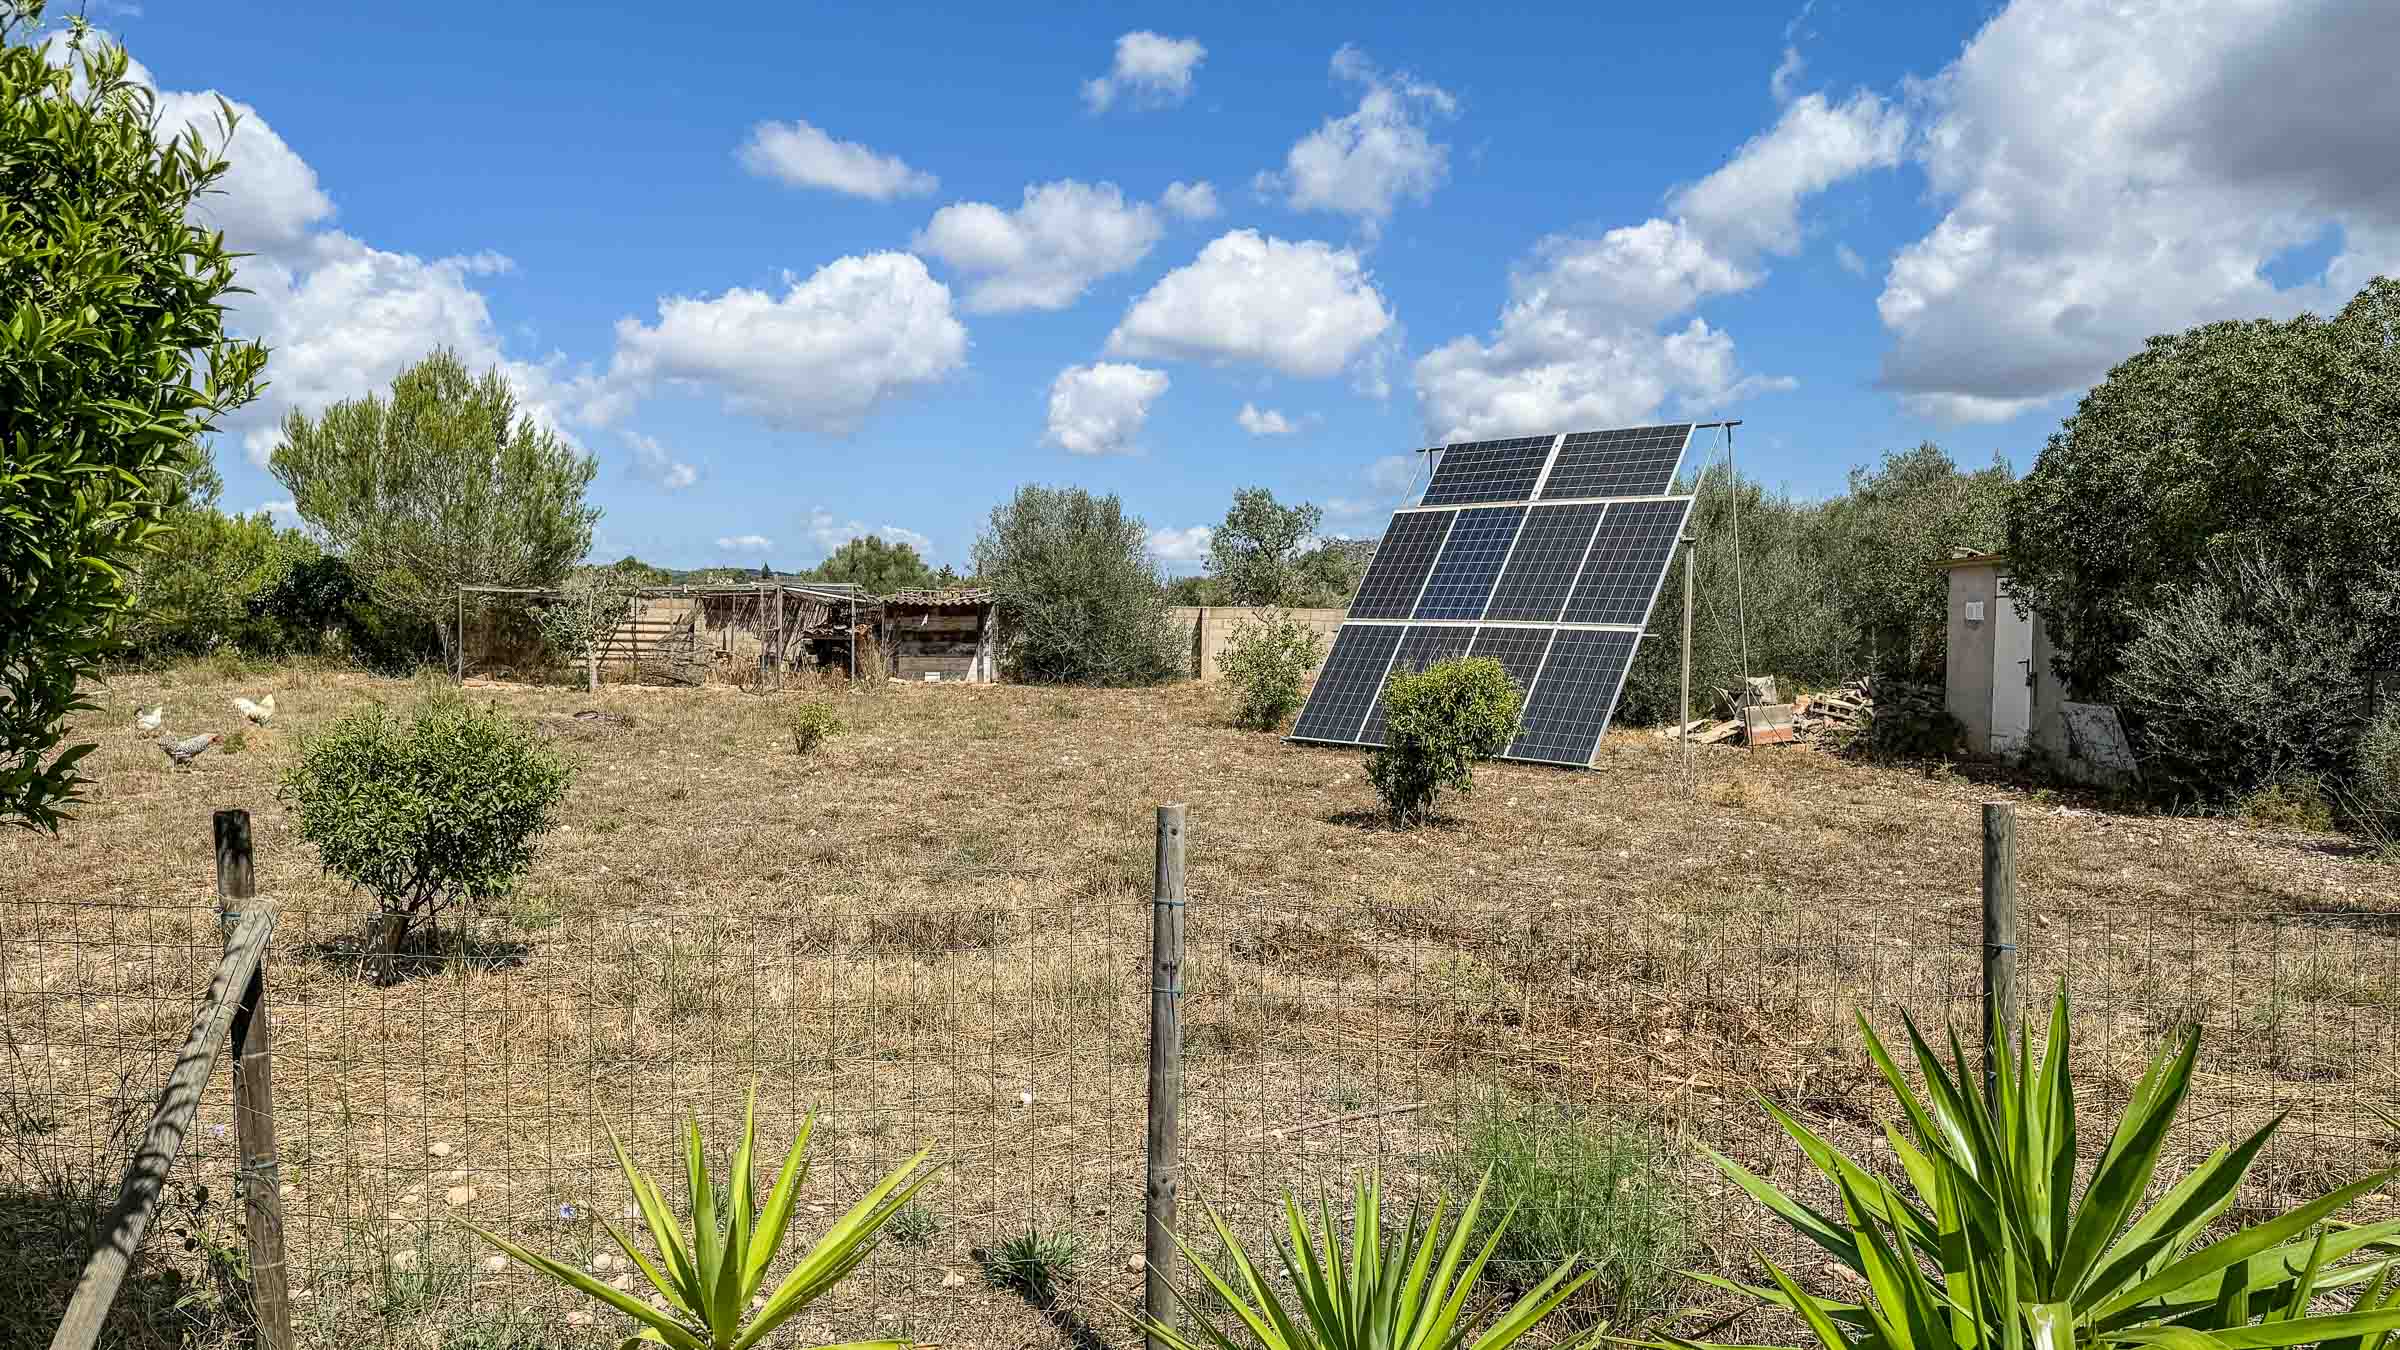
[885,605,995,682]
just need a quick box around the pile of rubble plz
[1653,675,1877,747]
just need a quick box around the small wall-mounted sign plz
[1964,600,1986,622]
[923,671,942,682]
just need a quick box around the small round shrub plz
[279,695,572,963]
[2353,709,2400,830]
[788,700,842,755]
[1219,609,1324,731]
[1366,657,1524,827]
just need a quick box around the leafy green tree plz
[1162,575,1221,606]
[533,564,642,692]
[2008,278,2400,697]
[1817,442,2014,677]
[1219,609,1324,730]
[1206,487,1322,607]
[1292,536,1375,607]
[810,533,937,595]
[1367,656,1524,827]
[974,485,1183,685]
[1620,473,1849,725]
[269,348,599,665]
[279,695,572,970]
[1,10,267,829]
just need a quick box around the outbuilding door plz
[1991,579,2033,754]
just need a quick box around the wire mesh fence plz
[5,675,2397,1350]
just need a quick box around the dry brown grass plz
[2,662,2397,1350]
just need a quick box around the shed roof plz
[883,587,993,606]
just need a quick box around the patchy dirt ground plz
[4,664,2396,1350]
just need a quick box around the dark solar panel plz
[1412,505,1526,620]
[1467,625,1556,703]
[1357,624,1478,747]
[1289,624,1405,744]
[1558,499,1691,626]
[1482,503,1606,623]
[1538,424,1693,500]
[1346,511,1453,619]
[1419,435,1553,507]
[1509,629,1640,765]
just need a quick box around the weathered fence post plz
[1981,802,2019,1098]
[1144,804,1187,1346]
[1678,531,1696,793]
[216,809,293,1350]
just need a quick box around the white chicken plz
[232,693,276,726]
[134,706,164,734]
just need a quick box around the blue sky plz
[91,0,2400,572]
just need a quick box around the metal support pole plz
[455,587,464,683]
[1143,804,1187,1345]
[1982,802,2019,1099]
[216,809,292,1350]
[1679,533,1696,793]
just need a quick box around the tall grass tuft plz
[1440,1099,1696,1326]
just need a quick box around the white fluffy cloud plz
[624,432,698,490]
[803,510,935,559]
[1161,180,1220,220]
[737,120,937,200]
[718,534,774,553]
[1876,0,2400,422]
[1146,526,1213,562]
[1236,403,1298,436]
[1043,363,1169,456]
[606,253,967,433]
[1083,31,1206,112]
[78,49,604,466]
[1261,46,1456,229]
[1413,87,1897,440]
[1107,230,1393,379]
[915,181,1162,313]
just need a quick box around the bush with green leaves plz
[533,565,641,692]
[1,12,267,829]
[787,701,842,755]
[1219,609,1324,731]
[1684,991,2400,1350]
[984,1228,1083,1307]
[974,485,1184,685]
[279,696,572,962]
[2355,709,2400,840]
[465,1085,939,1350]
[2112,551,2377,804]
[1151,1170,1591,1350]
[1367,657,1524,826]
[1442,1102,1694,1325]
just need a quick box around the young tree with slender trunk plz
[269,349,599,662]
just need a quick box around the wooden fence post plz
[215,809,293,1350]
[1981,802,2019,1099]
[1144,805,1187,1346]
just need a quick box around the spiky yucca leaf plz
[1664,991,2400,1350]
[465,1083,942,1350]
[1148,1168,1594,1350]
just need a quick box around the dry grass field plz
[4,660,2397,1350]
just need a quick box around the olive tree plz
[533,564,641,692]
[810,533,937,595]
[1367,657,1524,827]
[269,348,599,664]
[974,485,1184,684]
[1206,487,1321,607]
[2008,278,2400,697]
[0,10,266,829]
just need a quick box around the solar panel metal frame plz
[1288,422,1700,768]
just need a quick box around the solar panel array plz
[1289,423,1698,768]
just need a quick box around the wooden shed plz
[880,588,997,683]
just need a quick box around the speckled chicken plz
[159,732,222,767]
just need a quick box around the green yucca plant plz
[1149,1169,1595,1350]
[464,1086,940,1350]
[1676,991,2400,1350]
